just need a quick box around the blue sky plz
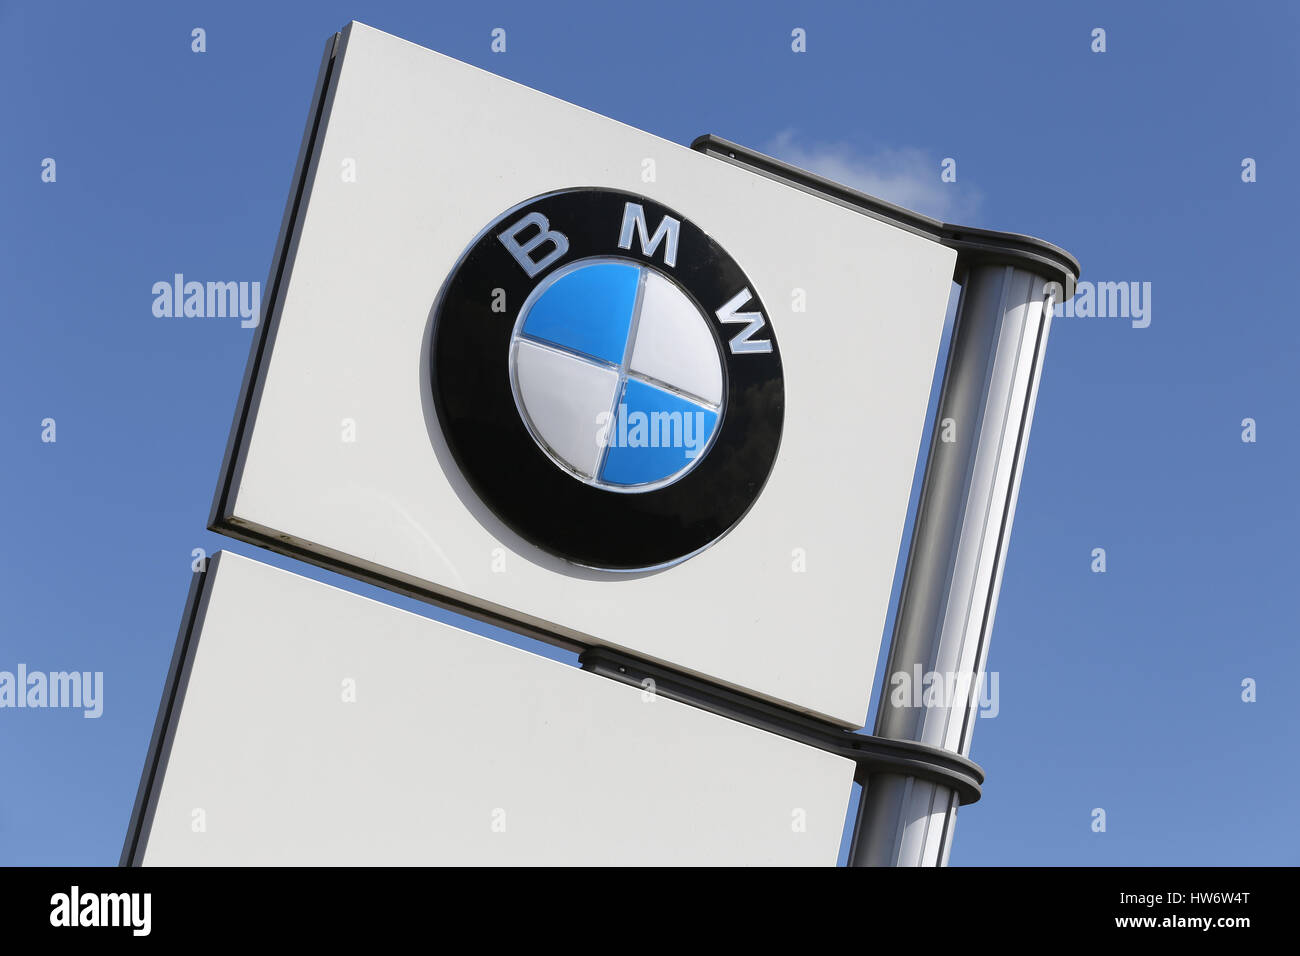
[1,0,1296,865]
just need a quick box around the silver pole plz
[848,263,1061,866]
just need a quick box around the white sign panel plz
[125,552,854,865]
[213,21,956,727]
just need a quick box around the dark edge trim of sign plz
[212,515,588,654]
[581,647,984,805]
[119,555,221,866]
[690,134,1081,289]
[207,30,344,532]
[126,27,348,869]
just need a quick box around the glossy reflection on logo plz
[432,188,783,571]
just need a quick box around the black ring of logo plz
[431,188,784,571]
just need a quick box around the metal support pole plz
[689,134,1079,866]
[848,263,1062,866]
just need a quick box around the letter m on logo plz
[618,203,679,267]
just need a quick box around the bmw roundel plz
[431,188,783,571]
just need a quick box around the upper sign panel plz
[213,21,956,727]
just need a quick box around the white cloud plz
[763,130,980,223]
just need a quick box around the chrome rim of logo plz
[431,188,784,571]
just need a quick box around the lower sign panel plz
[124,552,854,865]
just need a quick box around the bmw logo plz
[432,188,783,571]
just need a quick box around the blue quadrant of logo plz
[520,262,640,365]
[600,378,720,487]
